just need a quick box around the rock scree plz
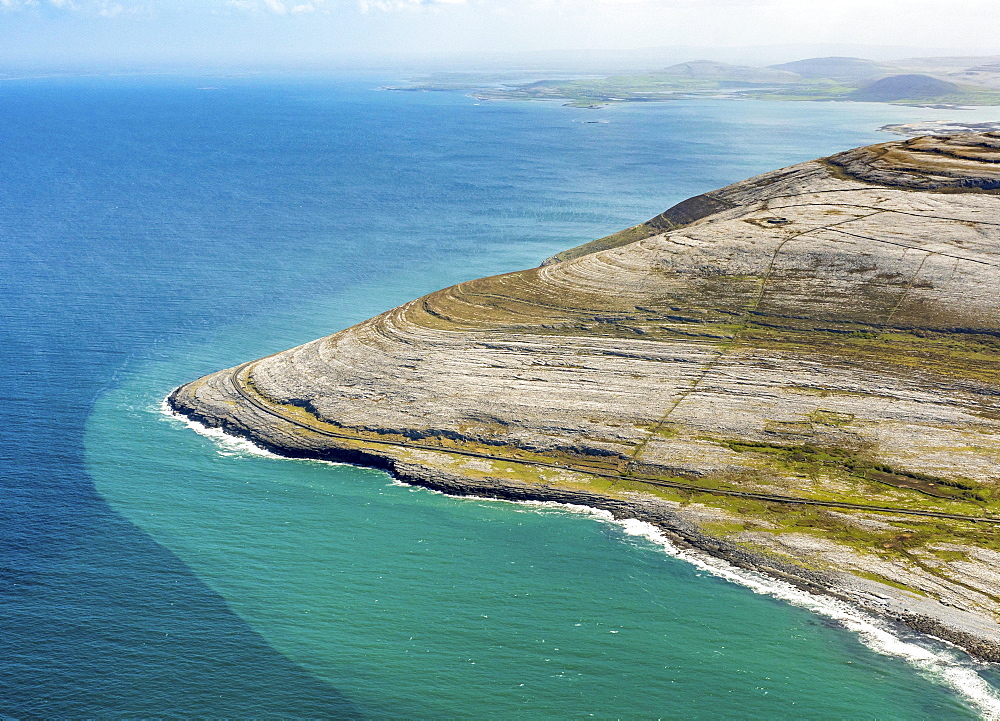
[171,133,1000,662]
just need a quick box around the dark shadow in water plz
[1,443,359,718]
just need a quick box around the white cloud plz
[96,0,124,15]
[220,0,330,15]
[358,0,465,13]
[1,0,135,12]
[3,0,1000,62]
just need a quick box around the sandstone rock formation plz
[171,132,1000,659]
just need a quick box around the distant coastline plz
[880,120,1000,136]
[385,54,1000,108]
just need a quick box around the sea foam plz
[158,397,282,459]
[520,499,1000,720]
[158,397,358,465]
[162,402,1000,717]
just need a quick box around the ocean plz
[3,73,1000,717]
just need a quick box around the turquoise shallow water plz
[90,370,989,718]
[5,73,1000,716]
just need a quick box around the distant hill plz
[399,54,1000,107]
[769,56,890,83]
[945,63,1000,90]
[848,74,959,102]
[895,55,1000,72]
[659,60,801,83]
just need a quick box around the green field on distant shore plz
[390,56,1000,108]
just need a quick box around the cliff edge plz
[170,133,1000,660]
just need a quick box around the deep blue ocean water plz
[4,74,1000,717]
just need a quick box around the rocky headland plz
[171,133,1000,661]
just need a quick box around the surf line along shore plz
[170,132,1000,663]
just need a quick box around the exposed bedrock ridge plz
[171,133,1000,661]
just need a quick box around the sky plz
[1,0,999,70]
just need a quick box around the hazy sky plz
[2,0,998,69]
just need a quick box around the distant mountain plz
[769,56,890,83]
[848,74,959,102]
[659,60,801,83]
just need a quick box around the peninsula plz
[388,55,1000,107]
[171,133,1000,661]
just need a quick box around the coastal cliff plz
[170,133,1000,661]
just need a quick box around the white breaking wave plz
[156,411,1000,717]
[613,516,1000,720]
[157,397,357,465]
[158,397,283,458]
[432,493,1000,719]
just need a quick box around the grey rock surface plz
[171,133,1000,660]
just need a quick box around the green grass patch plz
[853,570,929,596]
[547,223,660,264]
[717,438,987,502]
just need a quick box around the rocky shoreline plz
[168,390,1000,664]
[169,132,1000,667]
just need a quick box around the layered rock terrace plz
[171,132,1000,660]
